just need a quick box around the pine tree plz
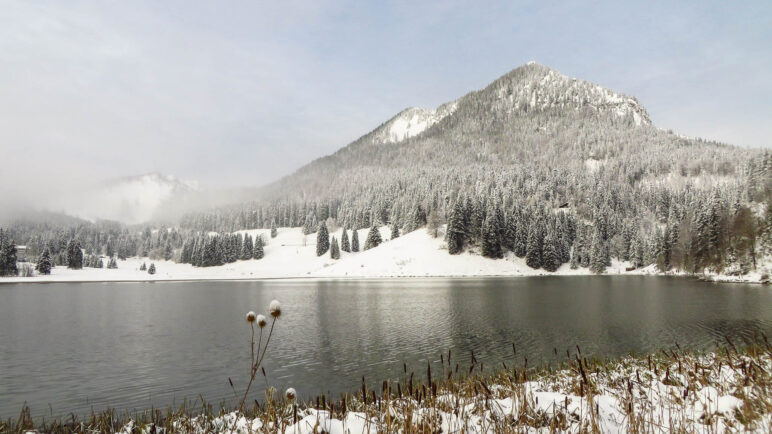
[270,219,278,238]
[107,257,118,269]
[0,234,18,277]
[525,222,542,269]
[140,262,147,271]
[36,248,52,275]
[481,215,502,258]
[351,229,360,252]
[589,230,608,273]
[330,236,340,259]
[542,233,561,272]
[341,228,351,252]
[316,222,330,256]
[253,235,265,259]
[148,263,156,274]
[364,226,382,250]
[446,200,466,254]
[242,234,254,260]
[391,221,400,240]
[66,240,83,270]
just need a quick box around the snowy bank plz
[2,227,767,284]
[106,346,771,433]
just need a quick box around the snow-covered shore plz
[112,348,771,433]
[1,227,767,284]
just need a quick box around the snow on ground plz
[116,350,772,433]
[1,226,766,284]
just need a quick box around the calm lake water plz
[1,276,772,418]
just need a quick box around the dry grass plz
[4,336,772,433]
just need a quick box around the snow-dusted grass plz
[2,226,767,284]
[8,341,772,433]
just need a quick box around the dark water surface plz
[1,276,771,418]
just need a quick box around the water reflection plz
[1,276,771,418]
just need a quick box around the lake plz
[1,276,771,419]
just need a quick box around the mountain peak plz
[480,62,651,126]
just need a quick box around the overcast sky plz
[1,0,770,199]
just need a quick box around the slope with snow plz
[370,101,459,145]
[2,226,703,283]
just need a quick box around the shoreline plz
[6,343,771,433]
[0,266,765,286]
[3,227,767,286]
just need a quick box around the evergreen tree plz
[330,236,340,259]
[481,215,502,258]
[341,228,351,252]
[148,263,156,274]
[351,229,360,252]
[270,219,278,238]
[446,200,466,254]
[140,262,147,271]
[364,226,382,250]
[542,233,561,272]
[525,222,542,269]
[107,257,118,269]
[589,230,608,273]
[0,233,18,277]
[253,235,265,259]
[36,248,52,275]
[242,234,254,260]
[390,221,400,240]
[316,222,330,256]
[66,240,83,270]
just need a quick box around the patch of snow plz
[372,101,458,144]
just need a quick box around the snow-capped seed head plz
[285,387,296,401]
[246,311,256,323]
[256,314,267,328]
[269,300,281,318]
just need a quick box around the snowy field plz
[1,226,765,284]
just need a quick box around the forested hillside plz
[3,62,770,277]
[174,63,770,275]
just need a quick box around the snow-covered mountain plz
[260,61,708,202]
[49,173,197,225]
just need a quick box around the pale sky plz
[1,0,770,200]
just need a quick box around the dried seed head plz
[285,387,296,400]
[269,300,281,318]
[246,311,256,323]
[256,314,267,328]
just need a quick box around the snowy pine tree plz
[66,240,83,270]
[391,221,400,240]
[341,228,350,252]
[242,234,254,260]
[364,226,382,250]
[36,248,52,275]
[254,235,265,259]
[542,233,561,272]
[351,229,360,252]
[316,222,330,256]
[330,236,340,259]
[525,222,542,269]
